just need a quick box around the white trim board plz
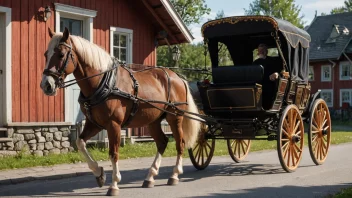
[160,0,193,43]
[54,3,97,123]
[0,6,12,125]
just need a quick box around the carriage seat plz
[212,65,264,85]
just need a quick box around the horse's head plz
[40,27,77,96]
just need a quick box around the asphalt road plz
[1,143,352,198]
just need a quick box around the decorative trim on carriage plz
[206,87,256,109]
[201,16,278,37]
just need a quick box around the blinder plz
[43,41,76,88]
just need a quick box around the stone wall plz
[1,126,75,156]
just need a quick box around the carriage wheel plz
[188,122,215,170]
[227,139,251,163]
[277,105,304,173]
[308,99,331,165]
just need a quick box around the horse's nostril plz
[46,85,52,92]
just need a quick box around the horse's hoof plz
[95,167,106,188]
[167,178,179,186]
[106,188,119,196]
[142,180,155,188]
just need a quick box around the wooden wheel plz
[277,105,304,173]
[227,139,251,163]
[308,99,331,165]
[188,122,215,170]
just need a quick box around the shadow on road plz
[0,161,338,197]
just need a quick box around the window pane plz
[120,35,127,47]
[342,91,350,102]
[309,66,314,80]
[113,47,119,58]
[322,92,331,103]
[113,34,119,47]
[60,18,82,37]
[120,48,126,62]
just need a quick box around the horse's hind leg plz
[166,115,184,186]
[76,120,106,187]
[106,121,122,196]
[142,117,169,188]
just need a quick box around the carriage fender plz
[306,90,321,116]
[188,81,203,107]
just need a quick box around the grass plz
[1,131,352,171]
[333,187,352,198]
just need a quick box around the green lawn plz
[0,131,352,171]
[333,187,352,198]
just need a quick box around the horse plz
[40,27,200,196]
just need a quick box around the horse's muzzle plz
[41,76,57,96]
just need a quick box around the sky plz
[189,0,346,43]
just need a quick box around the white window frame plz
[339,61,352,80]
[110,27,133,64]
[0,6,11,125]
[309,66,314,81]
[321,65,331,82]
[340,89,352,107]
[54,3,97,123]
[320,89,333,107]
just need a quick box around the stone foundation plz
[1,126,75,156]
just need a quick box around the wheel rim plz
[309,99,331,164]
[227,139,251,162]
[188,123,215,170]
[279,105,304,172]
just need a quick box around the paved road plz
[1,143,352,198]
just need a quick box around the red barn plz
[0,0,192,154]
[307,12,352,113]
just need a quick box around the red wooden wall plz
[2,0,157,122]
[310,54,352,109]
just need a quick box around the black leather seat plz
[212,65,264,84]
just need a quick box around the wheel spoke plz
[231,140,235,147]
[243,140,249,147]
[287,146,291,167]
[201,146,204,165]
[233,141,237,155]
[292,111,298,130]
[196,146,201,163]
[237,141,241,158]
[324,125,330,130]
[311,130,319,134]
[241,141,246,156]
[282,128,290,137]
[204,142,209,158]
[283,142,290,158]
[312,134,318,143]
[282,141,289,150]
[313,117,318,128]
[193,143,200,152]
[291,146,296,166]
[293,143,302,152]
[284,119,289,131]
[281,138,290,142]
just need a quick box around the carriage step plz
[0,138,13,143]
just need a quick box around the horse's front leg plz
[142,119,169,188]
[106,122,122,196]
[76,119,106,187]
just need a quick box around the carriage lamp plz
[172,45,181,62]
[44,6,52,22]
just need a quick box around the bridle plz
[43,40,76,88]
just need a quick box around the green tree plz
[330,6,346,14]
[244,0,305,28]
[329,0,352,14]
[170,0,211,26]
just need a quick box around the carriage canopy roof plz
[202,16,311,49]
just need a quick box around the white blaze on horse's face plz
[40,33,62,96]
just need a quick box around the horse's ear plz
[48,27,55,38]
[62,27,70,42]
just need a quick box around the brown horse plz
[40,27,200,196]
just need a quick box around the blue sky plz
[190,0,345,43]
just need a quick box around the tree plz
[170,0,211,26]
[329,0,352,14]
[157,0,211,76]
[244,0,305,28]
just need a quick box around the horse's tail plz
[182,81,201,149]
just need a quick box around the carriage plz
[187,16,332,173]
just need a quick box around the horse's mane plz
[70,35,113,72]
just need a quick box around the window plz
[340,61,352,80]
[321,65,331,81]
[60,18,82,37]
[320,89,333,107]
[309,66,314,81]
[253,48,279,61]
[110,27,133,63]
[340,89,352,107]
